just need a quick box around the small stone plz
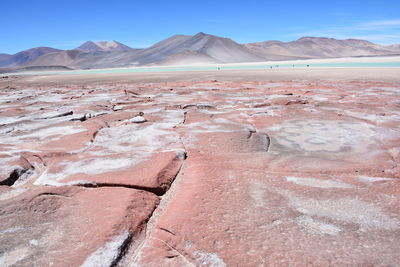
[131,116,147,123]
[113,105,123,111]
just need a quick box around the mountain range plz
[1,33,400,70]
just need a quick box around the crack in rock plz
[76,182,166,196]
[0,157,34,186]
[0,168,30,186]
[39,111,73,120]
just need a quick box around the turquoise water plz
[12,61,400,76]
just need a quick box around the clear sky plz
[2,0,400,54]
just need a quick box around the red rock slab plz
[0,186,159,267]
[133,157,400,266]
[34,151,184,194]
[32,110,186,192]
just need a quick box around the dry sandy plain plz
[1,66,400,266]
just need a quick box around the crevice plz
[125,157,188,266]
[247,127,256,139]
[183,103,215,110]
[166,255,179,259]
[124,89,140,98]
[182,111,188,124]
[262,132,271,152]
[159,227,176,236]
[110,233,133,267]
[34,192,71,198]
[91,129,100,143]
[3,127,15,134]
[70,112,108,122]
[71,114,89,122]
[76,182,165,196]
[74,156,186,196]
[40,111,73,120]
[0,168,30,186]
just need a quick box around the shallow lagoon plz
[7,59,400,76]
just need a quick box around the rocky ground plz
[1,78,400,266]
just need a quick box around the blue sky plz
[2,0,400,54]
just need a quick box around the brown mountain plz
[128,32,264,65]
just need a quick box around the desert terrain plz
[1,66,400,266]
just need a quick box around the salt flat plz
[4,55,400,77]
[0,69,400,266]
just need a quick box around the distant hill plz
[25,49,143,69]
[0,47,61,67]
[77,41,132,52]
[0,41,134,68]
[245,37,400,60]
[0,53,11,62]
[388,44,400,50]
[24,49,85,67]
[1,34,400,70]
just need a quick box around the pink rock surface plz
[134,159,400,266]
[1,79,400,266]
[0,186,159,267]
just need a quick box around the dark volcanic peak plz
[77,41,99,51]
